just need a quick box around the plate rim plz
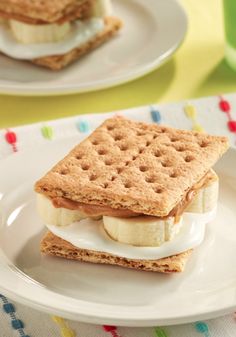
[0,0,188,96]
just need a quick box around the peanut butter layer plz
[52,197,141,217]
[50,170,217,219]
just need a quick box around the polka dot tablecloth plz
[0,94,236,337]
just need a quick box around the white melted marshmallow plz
[46,209,216,260]
[0,18,104,59]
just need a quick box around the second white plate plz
[0,0,187,96]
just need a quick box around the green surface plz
[1,0,236,128]
[223,0,236,48]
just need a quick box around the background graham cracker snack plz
[41,231,193,273]
[35,117,229,217]
[32,17,123,70]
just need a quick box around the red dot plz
[103,325,117,332]
[228,120,236,132]
[5,131,17,144]
[219,100,231,113]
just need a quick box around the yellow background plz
[1,0,236,128]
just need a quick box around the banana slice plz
[103,216,183,247]
[37,194,87,227]
[186,171,219,213]
[91,0,113,17]
[9,20,71,44]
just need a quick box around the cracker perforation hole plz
[97,149,107,155]
[107,125,114,131]
[153,134,158,139]
[60,170,68,175]
[185,155,194,162]
[161,161,171,168]
[132,155,137,160]
[154,150,161,157]
[170,137,178,142]
[125,161,130,166]
[139,148,145,154]
[111,176,116,181]
[146,141,151,147]
[91,140,99,145]
[137,131,145,136]
[76,154,83,160]
[200,141,209,148]
[175,145,185,152]
[145,176,155,183]
[119,144,128,151]
[170,172,178,178]
[104,159,112,166]
[117,167,123,174]
[103,182,109,189]
[154,187,163,194]
[81,164,90,171]
[89,174,97,181]
[124,182,132,188]
[157,127,166,133]
[140,165,148,172]
[114,135,123,141]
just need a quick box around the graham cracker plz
[32,16,123,70]
[35,117,229,216]
[0,0,92,24]
[41,231,192,273]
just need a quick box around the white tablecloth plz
[0,93,235,337]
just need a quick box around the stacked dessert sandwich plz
[0,0,122,69]
[35,117,228,273]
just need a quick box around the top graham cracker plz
[35,117,229,217]
[0,0,91,23]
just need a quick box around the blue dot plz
[195,321,209,333]
[3,303,15,313]
[77,120,90,133]
[11,319,24,329]
[150,107,162,123]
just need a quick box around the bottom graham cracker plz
[41,231,192,273]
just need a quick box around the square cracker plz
[35,117,229,216]
[41,231,193,273]
[32,16,122,70]
[0,0,92,24]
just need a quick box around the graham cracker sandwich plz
[35,117,229,273]
[0,0,122,70]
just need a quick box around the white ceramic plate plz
[0,0,187,96]
[0,137,236,327]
